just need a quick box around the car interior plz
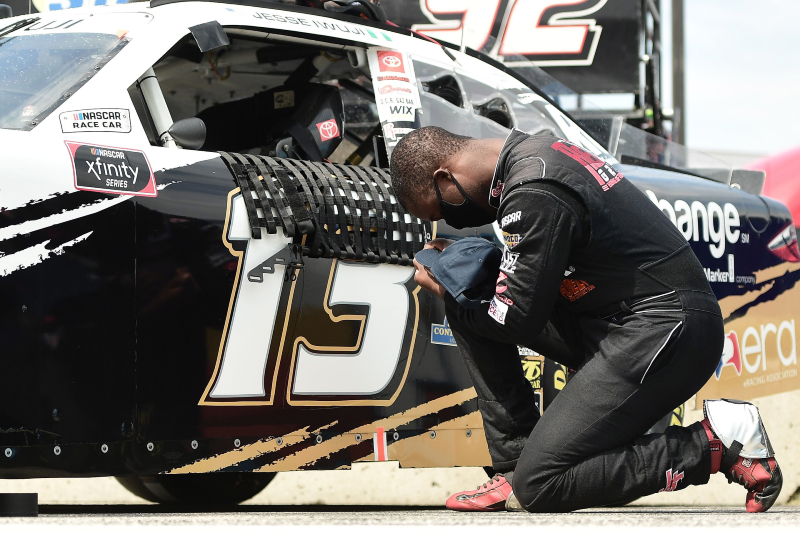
[127,26,558,168]
[129,29,384,166]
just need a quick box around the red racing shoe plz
[445,474,513,511]
[702,399,783,512]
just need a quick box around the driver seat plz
[198,83,344,160]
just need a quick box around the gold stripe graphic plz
[383,411,491,468]
[168,387,477,474]
[718,281,774,321]
[754,260,800,285]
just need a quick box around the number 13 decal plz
[199,189,421,406]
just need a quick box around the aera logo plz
[646,190,741,260]
[377,51,405,73]
[715,321,797,380]
[316,119,340,141]
[716,332,742,379]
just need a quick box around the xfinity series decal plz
[59,109,131,133]
[65,142,157,197]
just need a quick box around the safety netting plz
[219,152,428,266]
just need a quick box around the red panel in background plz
[749,146,800,226]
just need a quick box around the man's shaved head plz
[390,126,473,208]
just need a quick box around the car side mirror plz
[168,118,206,150]
[0,5,13,18]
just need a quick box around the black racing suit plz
[445,130,723,512]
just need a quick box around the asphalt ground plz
[1,505,800,531]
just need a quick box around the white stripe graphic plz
[0,182,176,243]
[0,232,93,277]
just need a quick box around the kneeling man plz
[390,126,782,513]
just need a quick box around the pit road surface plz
[1,505,800,530]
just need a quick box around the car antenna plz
[460,15,466,53]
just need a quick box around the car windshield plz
[0,32,123,130]
[479,36,734,183]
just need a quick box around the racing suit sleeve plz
[444,183,586,349]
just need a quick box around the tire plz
[115,472,277,505]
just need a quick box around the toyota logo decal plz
[377,50,405,73]
[316,119,340,141]
[382,56,401,68]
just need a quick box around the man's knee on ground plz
[511,463,562,513]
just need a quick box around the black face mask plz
[433,171,497,230]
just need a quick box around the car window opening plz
[128,29,383,167]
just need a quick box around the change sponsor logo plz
[645,190,741,260]
[60,109,131,133]
[65,142,156,197]
[431,317,457,346]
